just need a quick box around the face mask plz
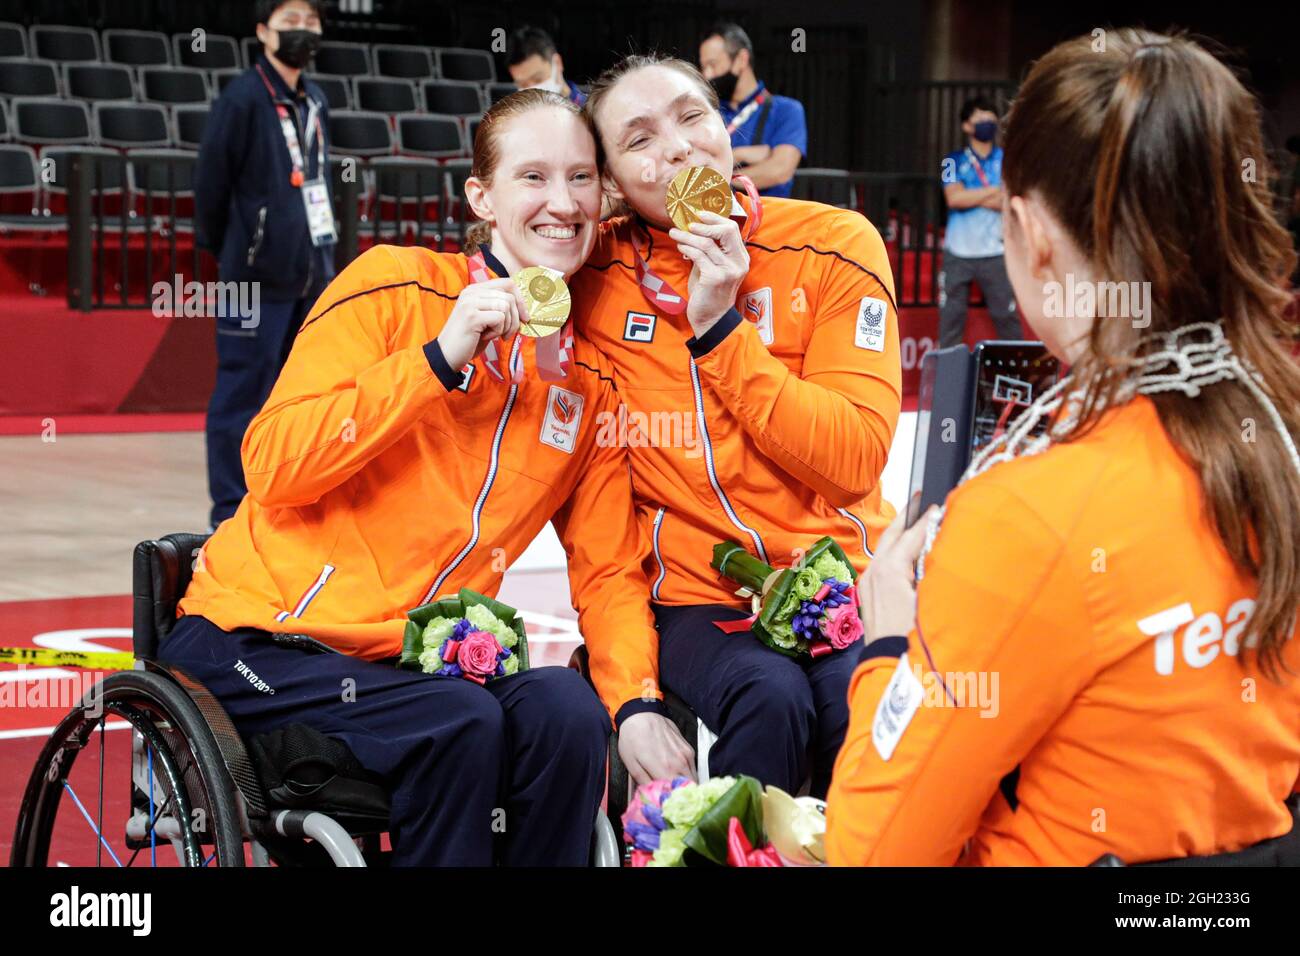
[272,28,321,69]
[534,57,567,96]
[709,66,739,103]
[972,119,998,143]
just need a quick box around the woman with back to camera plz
[825,29,1300,866]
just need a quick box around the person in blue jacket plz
[195,0,336,529]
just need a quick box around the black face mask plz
[272,29,321,69]
[709,68,739,103]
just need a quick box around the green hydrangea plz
[649,827,687,867]
[811,552,853,584]
[699,775,737,803]
[790,567,822,601]
[465,603,518,649]
[662,783,710,829]
[501,653,520,676]
[417,645,445,674]
[422,616,456,647]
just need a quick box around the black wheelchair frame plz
[10,532,620,867]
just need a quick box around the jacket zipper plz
[421,338,521,604]
[246,206,268,266]
[837,507,872,557]
[688,357,769,563]
[276,563,335,622]
[651,506,668,600]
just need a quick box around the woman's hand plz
[435,277,528,371]
[669,209,750,339]
[618,711,697,786]
[859,506,937,643]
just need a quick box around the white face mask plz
[534,56,567,95]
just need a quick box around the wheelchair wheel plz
[10,669,245,867]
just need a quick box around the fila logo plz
[623,311,656,343]
[855,296,889,352]
[740,287,774,345]
[1138,598,1258,676]
[540,385,583,454]
[456,363,475,393]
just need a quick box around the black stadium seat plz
[467,116,481,146]
[141,67,208,105]
[64,63,135,102]
[103,29,170,68]
[313,41,370,77]
[0,21,27,58]
[173,32,239,71]
[212,69,241,93]
[0,59,59,98]
[354,77,418,114]
[0,143,64,230]
[94,103,170,149]
[241,36,260,69]
[328,110,392,157]
[487,82,516,106]
[173,106,208,149]
[0,99,8,141]
[421,80,483,117]
[310,75,349,110]
[397,114,463,158]
[30,25,100,63]
[11,98,91,145]
[373,45,434,80]
[436,48,494,83]
[40,144,129,203]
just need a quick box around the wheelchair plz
[10,532,621,867]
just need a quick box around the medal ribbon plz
[631,177,764,314]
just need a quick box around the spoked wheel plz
[10,669,245,867]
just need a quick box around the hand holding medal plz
[665,166,752,338]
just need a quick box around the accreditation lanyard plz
[464,250,573,384]
[630,175,764,315]
[965,147,992,188]
[255,64,325,188]
[725,90,769,137]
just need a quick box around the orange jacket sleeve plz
[824,479,1092,865]
[551,362,662,728]
[688,210,902,508]
[241,246,462,509]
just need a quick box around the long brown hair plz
[462,87,584,253]
[1003,28,1300,677]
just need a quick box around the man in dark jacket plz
[195,0,335,528]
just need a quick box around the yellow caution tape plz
[0,646,135,671]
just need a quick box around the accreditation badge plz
[300,176,337,247]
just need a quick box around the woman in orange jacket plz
[826,29,1300,866]
[162,89,658,866]
[569,54,903,794]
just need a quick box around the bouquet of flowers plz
[621,774,826,867]
[710,535,862,658]
[399,589,529,684]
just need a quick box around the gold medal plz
[665,166,733,231]
[513,266,570,337]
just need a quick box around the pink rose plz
[457,630,504,678]
[821,603,864,650]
